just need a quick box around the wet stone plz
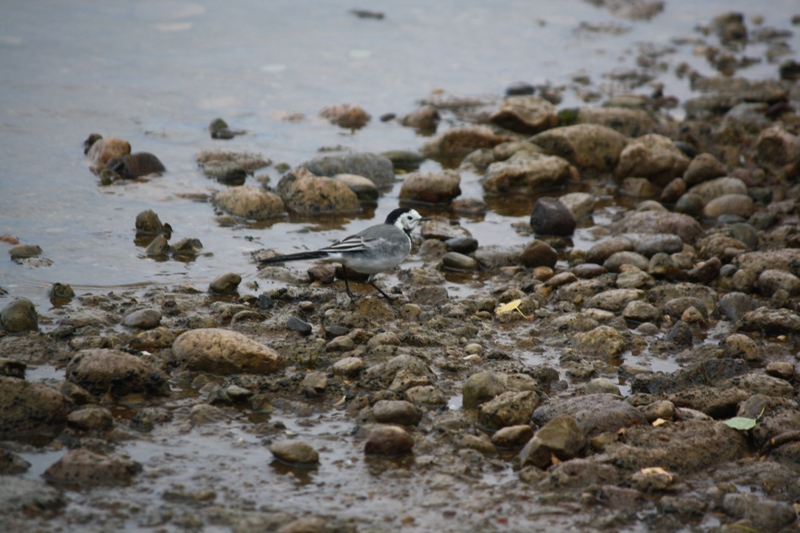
[442,252,478,271]
[682,153,727,186]
[286,316,313,335]
[603,251,650,272]
[490,425,534,449]
[404,385,446,405]
[674,193,705,217]
[521,239,558,269]
[484,151,572,195]
[665,320,693,347]
[129,326,176,352]
[257,293,275,310]
[44,449,142,486]
[0,358,25,379]
[533,394,648,439]
[478,390,539,430]
[325,336,354,352]
[373,400,422,426]
[135,209,165,234]
[660,177,686,204]
[399,170,461,205]
[8,244,42,260]
[171,328,283,375]
[269,440,319,465]
[530,124,628,172]
[0,376,73,438]
[722,493,797,532]
[66,406,114,431]
[559,192,596,221]
[739,307,800,335]
[462,371,506,409]
[301,372,327,398]
[586,377,621,395]
[67,348,169,398]
[0,449,31,475]
[334,173,379,202]
[574,326,627,358]
[530,197,576,236]
[209,272,242,294]
[766,362,794,380]
[719,292,760,322]
[0,298,38,333]
[519,414,586,469]
[364,425,414,456]
[586,237,634,264]
[0,477,64,514]
[122,308,162,330]
[445,237,478,254]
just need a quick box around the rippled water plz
[1,0,798,316]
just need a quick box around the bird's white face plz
[394,209,425,232]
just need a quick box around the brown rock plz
[44,449,142,486]
[171,328,283,375]
[364,425,414,456]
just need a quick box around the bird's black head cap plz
[384,207,414,225]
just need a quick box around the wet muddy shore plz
[4,2,800,533]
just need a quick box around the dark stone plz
[505,81,536,96]
[445,237,479,254]
[530,197,576,236]
[286,316,313,335]
[664,320,693,347]
[257,293,275,310]
[718,292,760,322]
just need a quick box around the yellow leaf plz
[652,418,668,427]
[496,299,529,319]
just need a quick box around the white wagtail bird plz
[259,207,428,300]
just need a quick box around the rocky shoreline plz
[3,8,800,533]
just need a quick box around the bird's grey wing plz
[318,234,376,254]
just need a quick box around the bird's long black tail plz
[259,250,329,265]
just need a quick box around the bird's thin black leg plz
[341,265,357,301]
[369,281,395,301]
